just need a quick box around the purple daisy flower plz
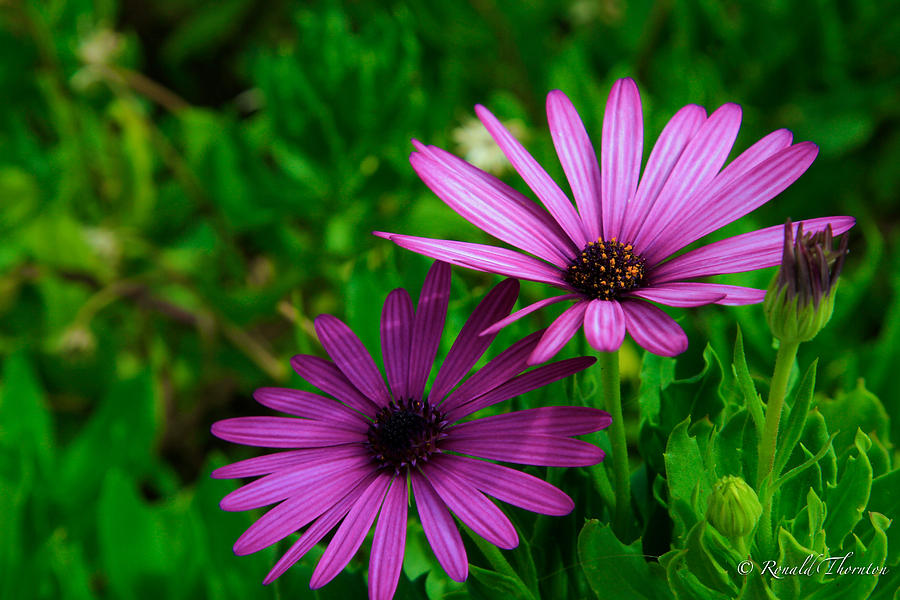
[375,78,854,361]
[211,261,609,600]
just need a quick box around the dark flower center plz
[563,238,647,300]
[366,398,446,471]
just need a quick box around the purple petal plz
[408,261,451,402]
[449,406,612,438]
[212,446,364,480]
[480,294,580,336]
[263,474,375,584]
[447,356,596,422]
[381,288,414,402]
[437,454,575,515]
[411,471,468,582]
[527,301,589,365]
[377,232,567,287]
[211,417,362,448]
[310,472,394,589]
[441,329,544,412]
[442,434,605,467]
[621,300,688,357]
[290,355,379,415]
[411,144,575,265]
[620,104,707,243]
[368,476,409,600]
[232,468,372,555]
[220,453,372,511]
[315,315,390,405]
[546,90,603,239]
[584,299,626,352]
[632,103,742,254]
[424,463,519,549]
[253,388,369,430]
[624,284,726,307]
[430,279,519,402]
[475,104,589,246]
[645,141,820,263]
[601,78,643,240]
[648,216,856,283]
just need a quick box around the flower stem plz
[598,350,631,538]
[756,340,800,489]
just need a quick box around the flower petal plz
[584,299,626,352]
[430,279,519,402]
[408,261,451,402]
[411,471,468,582]
[476,104,588,246]
[442,434,605,467]
[310,472,394,589]
[424,464,519,549]
[441,329,544,412]
[547,90,603,239]
[375,232,566,287]
[645,141,820,263]
[368,476,409,600]
[263,473,375,585]
[480,294,580,336]
[447,356,596,422]
[290,354,379,415]
[381,288,414,402]
[620,104,707,243]
[648,216,856,283]
[625,284,726,307]
[232,468,372,555]
[211,416,361,448]
[632,103,742,254]
[212,447,362,480]
[436,454,575,516]
[601,78,643,240]
[449,406,612,438]
[315,315,390,405]
[527,301,589,364]
[621,300,688,356]
[220,453,372,511]
[253,388,369,430]
[412,142,575,265]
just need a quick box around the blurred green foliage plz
[0,0,898,598]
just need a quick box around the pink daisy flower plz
[375,78,854,361]
[211,261,609,600]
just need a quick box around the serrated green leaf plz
[665,418,709,538]
[818,380,891,459]
[732,327,764,435]
[823,430,873,550]
[806,512,889,600]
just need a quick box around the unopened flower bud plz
[707,475,762,539]
[763,220,848,343]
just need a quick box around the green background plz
[0,0,897,598]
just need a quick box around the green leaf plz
[665,418,710,538]
[682,520,738,596]
[713,410,751,480]
[578,520,672,600]
[637,352,676,425]
[468,564,535,600]
[661,548,733,600]
[732,326,764,435]
[818,380,891,458]
[772,527,824,599]
[773,359,818,478]
[806,512,889,600]
[0,351,54,473]
[823,430,874,550]
[869,469,900,565]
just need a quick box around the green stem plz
[756,340,801,489]
[598,350,631,538]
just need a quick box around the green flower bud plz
[763,220,848,343]
[707,476,762,539]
